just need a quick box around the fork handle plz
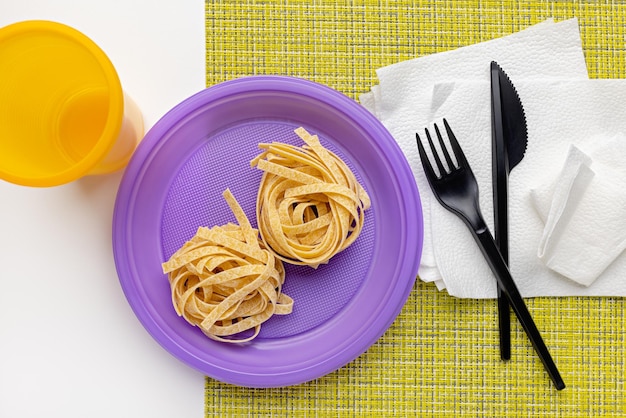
[472,228,565,390]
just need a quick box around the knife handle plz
[497,286,511,360]
[471,227,565,390]
[494,187,511,361]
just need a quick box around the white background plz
[0,2,207,417]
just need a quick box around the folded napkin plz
[531,136,626,287]
[360,18,589,288]
[425,79,626,298]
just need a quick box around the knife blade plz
[490,61,528,360]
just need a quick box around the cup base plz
[55,87,110,165]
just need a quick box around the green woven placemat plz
[204,1,625,416]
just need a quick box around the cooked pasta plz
[251,127,370,268]
[162,189,293,343]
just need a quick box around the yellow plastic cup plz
[0,20,144,187]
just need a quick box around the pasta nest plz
[162,189,293,343]
[251,127,371,268]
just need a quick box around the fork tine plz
[424,128,447,175]
[434,123,456,170]
[415,132,438,180]
[443,118,468,168]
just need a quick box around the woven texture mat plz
[205,1,625,416]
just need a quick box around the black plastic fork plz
[416,119,565,390]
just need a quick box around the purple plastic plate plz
[112,76,423,387]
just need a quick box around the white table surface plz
[0,2,207,417]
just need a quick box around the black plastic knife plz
[490,61,528,361]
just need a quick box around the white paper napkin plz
[359,18,589,285]
[531,137,626,287]
[425,79,626,298]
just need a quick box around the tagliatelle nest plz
[251,127,371,268]
[161,189,293,343]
